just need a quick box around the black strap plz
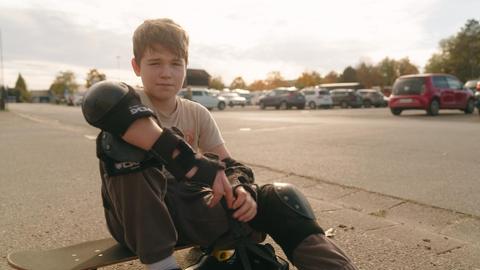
[219,198,284,269]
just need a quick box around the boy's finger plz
[208,184,224,208]
[232,193,246,209]
[222,178,234,208]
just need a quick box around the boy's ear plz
[131,58,141,76]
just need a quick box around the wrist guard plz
[221,157,257,201]
[149,128,225,186]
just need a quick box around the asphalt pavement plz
[1,104,479,270]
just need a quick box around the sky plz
[0,0,479,90]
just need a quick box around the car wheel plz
[464,99,475,114]
[363,100,371,108]
[391,108,402,116]
[340,101,348,108]
[259,101,266,110]
[279,101,288,110]
[427,99,439,116]
[218,101,226,111]
[308,101,316,109]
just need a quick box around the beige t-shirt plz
[138,90,225,152]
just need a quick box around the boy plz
[82,18,358,270]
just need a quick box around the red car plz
[389,74,476,116]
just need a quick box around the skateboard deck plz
[7,238,190,270]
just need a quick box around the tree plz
[295,71,322,89]
[322,71,339,83]
[49,71,79,99]
[425,19,480,81]
[229,76,247,89]
[209,76,225,90]
[340,66,358,82]
[356,62,382,88]
[86,68,106,88]
[265,71,288,89]
[248,80,267,91]
[424,53,450,74]
[397,57,419,76]
[15,73,31,102]
[377,57,398,86]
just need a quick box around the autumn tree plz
[49,71,79,99]
[340,66,358,82]
[295,71,322,89]
[15,73,31,102]
[355,62,382,88]
[397,57,419,76]
[425,19,480,81]
[322,71,339,83]
[377,57,419,86]
[248,80,267,91]
[209,76,225,90]
[229,76,247,89]
[265,71,288,89]
[86,68,106,88]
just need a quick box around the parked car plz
[232,89,253,105]
[475,90,480,115]
[73,93,85,106]
[301,87,333,109]
[464,79,480,93]
[251,90,268,105]
[219,92,247,107]
[178,88,226,110]
[258,88,306,110]
[388,74,476,116]
[330,89,363,108]
[356,89,387,108]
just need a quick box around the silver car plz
[178,88,226,110]
[219,92,247,107]
[301,87,333,109]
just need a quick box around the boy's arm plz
[82,81,234,208]
[205,144,258,222]
[205,143,231,161]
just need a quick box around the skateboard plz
[7,238,190,270]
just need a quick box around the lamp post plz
[0,28,6,111]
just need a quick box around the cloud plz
[1,0,480,88]
[0,8,131,69]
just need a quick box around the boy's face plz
[132,45,186,102]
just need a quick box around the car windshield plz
[393,77,425,95]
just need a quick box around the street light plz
[0,28,6,111]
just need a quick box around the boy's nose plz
[158,66,172,78]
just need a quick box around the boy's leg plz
[249,184,358,270]
[293,234,358,270]
[100,163,179,265]
[164,180,234,248]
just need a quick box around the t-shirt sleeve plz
[197,106,225,152]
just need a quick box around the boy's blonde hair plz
[133,18,189,65]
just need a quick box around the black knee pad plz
[249,183,324,261]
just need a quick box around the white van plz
[301,87,333,109]
[178,88,226,110]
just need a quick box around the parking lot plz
[6,103,480,217]
[2,103,480,269]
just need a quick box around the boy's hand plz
[232,186,257,222]
[208,171,234,208]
